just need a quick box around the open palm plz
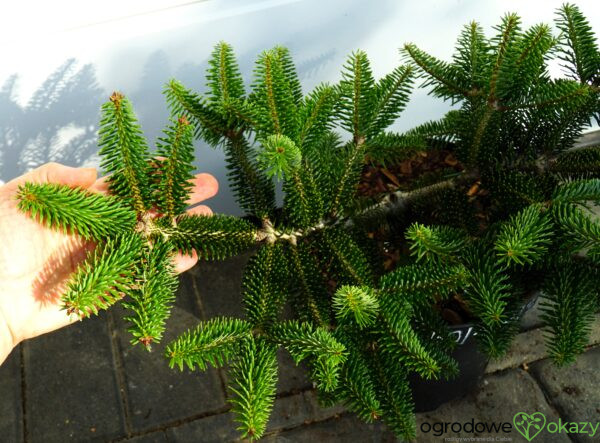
[0,162,217,361]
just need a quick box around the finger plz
[5,163,97,191]
[88,175,110,194]
[173,248,198,274]
[186,204,213,216]
[186,173,219,205]
[171,204,212,273]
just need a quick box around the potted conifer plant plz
[15,3,600,441]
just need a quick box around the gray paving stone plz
[0,345,22,443]
[276,349,312,395]
[519,293,544,331]
[175,271,203,319]
[110,304,226,434]
[23,314,125,443]
[267,393,313,432]
[193,249,255,319]
[486,313,600,373]
[194,250,313,396]
[124,430,168,442]
[165,412,239,443]
[166,389,347,442]
[263,413,397,442]
[300,390,346,423]
[530,346,600,443]
[415,368,570,442]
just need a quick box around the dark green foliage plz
[463,246,512,327]
[406,223,468,262]
[166,317,253,371]
[402,6,597,168]
[379,261,468,301]
[154,213,257,259]
[552,145,600,176]
[223,135,277,218]
[17,89,260,351]
[494,205,553,266]
[250,47,300,139]
[555,3,600,84]
[243,243,288,330]
[338,347,382,422]
[297,85,338,150]
[123,240,178,348]
[206,42,246,109]
[540,260,597,365]
[397,5,600,368]
[317,228,374,287]
[373,351,416,441]
[378,300,441,379]
[16,6,600,442]
[551,202,600,250]
[333,285,379,328]
[164,79,228,147]
[154,116,196,219]
[98,93,152,213]
[229,337,278,441]
[269,321,346,392]
[17,182,136,240]
[552,178,600,204]
[269,320,346,364]
[287,241,332,325]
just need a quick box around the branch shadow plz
[31,236,95,308]
[0,59,104,183]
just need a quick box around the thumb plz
[6,162,98,191]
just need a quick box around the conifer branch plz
[379,301,441,379]
[243,243,288,330]
[540,260,597,365]
[166,318,253,371]
[63,234,142,318]
[333,285,379,329]
[494,205,554,266]
[229,337,277,441]
[151,214,257,260]
[154,116,195,219]
[268,321,346,373]
[98,92,151,214]
[488,13,520,102]
[339,348,382,422]
[287,243,330,325]
[224,133,276,218]
[329,137,366,216]
[17,182,137,240]
[164,79,228,147]
[379,262,468,301]
[124,240,178,349]
[402,43,476,100]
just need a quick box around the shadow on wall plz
[0,47,340,215]
[0,0,396,213]
[0,60,104,183]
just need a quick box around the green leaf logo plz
[513,412,546,441]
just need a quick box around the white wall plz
[1,0,599,213]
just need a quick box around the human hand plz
[0,162,218,364]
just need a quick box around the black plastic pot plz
[410,293,539,412]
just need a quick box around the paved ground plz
[1,250,599,443]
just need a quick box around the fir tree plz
[15,5,600,441]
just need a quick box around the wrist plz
[0,309,15,365]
